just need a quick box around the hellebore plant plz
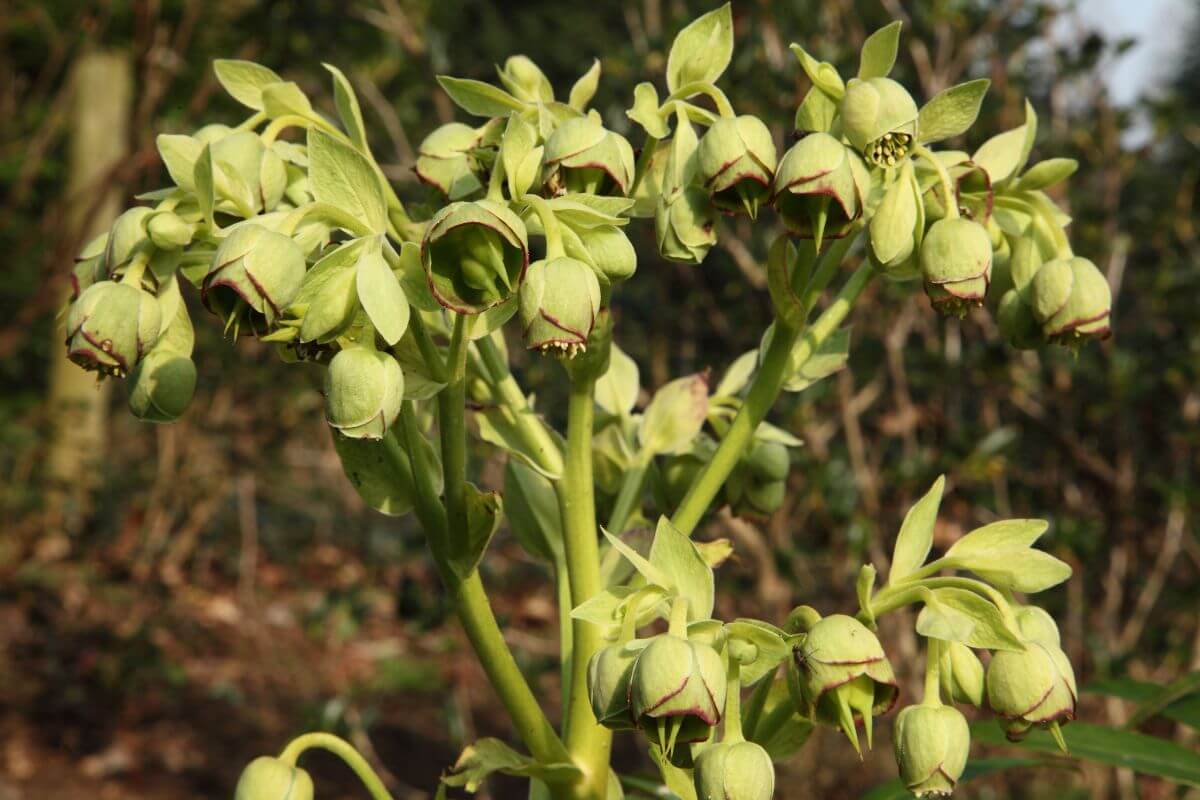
[62,9,1106,800]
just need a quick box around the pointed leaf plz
[308,128,388,233]
[324,63,369,151]
[918,79,990,144]
[666,4,734,94]
[213,59,283,110]
[503,459,563,563]
[568,59,602,111]
[355,236,410,346]
[436,75,526,117]
[859,22,902,79]
[638,374,708,455]
[648,517,714,620]
[601,527,674,589]
[889,476,945,584]
[595,343,639,417]
[944,518,1049,560]
[442,739,580,792]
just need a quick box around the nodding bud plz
[939,642,985,707]
[104,207,154,279]
[497,55,554,103]
[697,115,778,217]
[693,740,776,800]
[562,224,638,287]
[127,350,197,423]
[65,281,161,377]
[587,642,640,731]
[147,211,194,250]
[919,217,993,317]
[324,347,405,440]
[203,224,307,337]
[772,132,869,247]
[629,634,727,757]
[415,123,486,200]
[544,117,636,196]
[793,614,898,754]
[1028,256,1112,345]
[518,256,601,357]
[840,77,919,167]
[893,704,970,798]
[986,608,1076,746]
[234,756,314,800]
[421,199,529,313]
[72,233,110,300]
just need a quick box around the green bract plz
[1028,256,1112,343]
[146,210,194,250]
[938,642,984,707]
[518,256,602,355]
[841,77,919,166]
[563,224,637,287]
[893,704,970,798]
[65,281,161,377]
[203,224,307,335]
[415,122,486,200]
[657,186,717,265]
[324,347,405,439]
[544,117,635,196]
[422,200,529,313]
[127,350,198,423]
[697,115,777,216]
[587,642,639,731]
[629,634,727,754]
[919,217,993,315]
[103,206,154,279]
[692,740,775,800]
[772,132,868,242]
[793,614,898,752]
[234,756,314,800]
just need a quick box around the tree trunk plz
[44,49,133,532]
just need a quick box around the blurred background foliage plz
[1,1,1198,798]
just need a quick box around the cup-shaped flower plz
[939,642,984,707]
[234,756,314,800]
[794,614,898,753]
[697,115,777,216]
[414,122,485,200]
[986,640,1077,740]
[1027,256,1112,344]
[919,217,993,316]
[587,642,639,731]
[772,132,869,243]
[127,350,197,423]
[324,347,405,440]
[629,634,727,754]
[518,256,601,356]
[563,224,637,287]
[692,740,775,800]
[203,224,307,336]
[893,704,970,798]
[841,77,919,167]
[65,281,161,377]
[422,200,529,314]
[656,187,717,265]
[544,117,636,196]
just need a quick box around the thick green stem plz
[559,373,612,800]
[438,314,472,558]
[278,732,394,800]
[671,258,875,536]
[475,334,565,476]
[923,639,943,705]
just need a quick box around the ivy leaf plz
[212,59,283,110]
[442,739,579,793]
[918,79,990,144]
[436,75,526,117]
[324,63,369,152]
[888,475,945,585]
[648,517,715,621]
[568,59,602,111]
[595,343,640,417]
[639,374,709,456]
[666,3,734,94]
[308,128,388,233]
[858,21,902,79]
[355,236,409,346]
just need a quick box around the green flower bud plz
[497,55,554,103]
[104,207,154,278]
[234,756,314,800]
[746,440,790,483]
[72,233,109,299]
[422,200,529,313]
[324,347,404,439]
[939,642,985,707]
[544,117,635,196]
[1028,256,1111,344]
[919,217,993,316]
[518,256,601,356]
[147,211,194,250]
[414,122,485,200]
[127,350,197,423]
[563,225,637,287]
[210,130,288,213]
[1015,606,1061,648]
[869,161,925,279]
[986,638,1077,738]
[918,158,993,224]
[630,634,727,754]
[203,224,307,336]
[996,290,1042,350]
[893,704,970,798]
[65,281,161,377]
[772,132,869,244]
[587,642,639,731]
[693,740,775,800]
[841,77,919,167]
[656,187,717,265]
[794,614,898,753]
[741,480,785,516]
[696,116,777,217]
